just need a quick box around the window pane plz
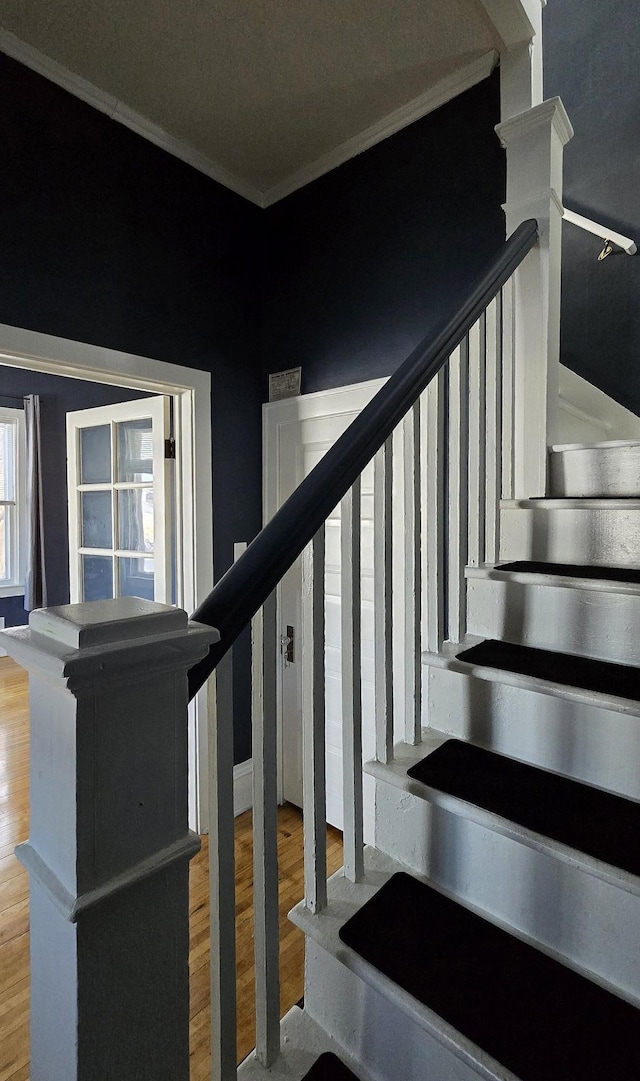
[117,419,153,482]
[118,488,154,552]
[0,422,16,502]
[80,425,111,484]
[118,556,154,600]
[82,555,113,601]
[81,491,113,549]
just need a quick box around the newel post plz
[496,97,573,498]
[1,598,218,1081]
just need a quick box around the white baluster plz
[208,651,238,1081]
[425,370,446,653]
[403,403,422,744]
[501,277,516,502]
[302,527,327,913]
[467,314,486,569]
[484,295,502,564]
[374,438,393,763]
[447,340,469,644]
[341,478,364,883]
[251,592,280,1065]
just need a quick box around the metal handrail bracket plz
[563,207,636,256]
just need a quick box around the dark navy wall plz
[262,71,505,394]
[544,2,640,411]
[0,54,263,761]
[0,369,148,626]
[0,57,505,761]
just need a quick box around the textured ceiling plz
[0,0,501,196]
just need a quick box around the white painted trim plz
[0,29,264,207]
[558,396,612,433]
[503,496,640,509]
[233,759,253,816]
[263,377,388,429]
[261,52,498,207]
[557,365,640,442]
[17,831,201,922]
[263,377,387,807]
[479,0,537,47]
[1,31,499,209]
[563,207,637,255]
[496,96,574,148]
[0,322,213,834]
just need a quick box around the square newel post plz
[1,597,219,1081]
[496,96,573,498]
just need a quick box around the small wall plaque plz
[269,367,302,402]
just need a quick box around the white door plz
[66,396,172,605]
[264,379,406,842]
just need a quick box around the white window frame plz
[0,405,27,598]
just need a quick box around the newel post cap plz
[0,596,220,688]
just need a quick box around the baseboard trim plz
[234,759,253,816]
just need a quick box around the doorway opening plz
[0,321,213,832]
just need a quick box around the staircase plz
[5,10,637,1074]
[238,436,640,1080]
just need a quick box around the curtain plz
[24,394,47,612]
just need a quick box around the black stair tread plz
[457,638,640,700]
[407,739,640,877]
[497,560,640,584]
[339,872,640,1081]
[300,1052,359,1080]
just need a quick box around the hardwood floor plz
[0,656,344,1079]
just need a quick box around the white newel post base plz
[0,598,219,1081]
[496,97,573,498]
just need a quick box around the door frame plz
[263,376,387,805]
[0,322,213,833]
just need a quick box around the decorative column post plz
[1,597,218,1081]
[496,98,573,498]
[495,0,574,498]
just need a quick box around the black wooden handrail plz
[188,219,538,699]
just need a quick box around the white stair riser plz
[550,445,640,498]
[501,505,640,566]
[305,940,501,1081]
[466,575,640,665]
[375,783,640,1003]
[427,666,640,802]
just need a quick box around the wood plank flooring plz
[0,656,343,1079]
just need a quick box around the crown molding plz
[0,28,265,206]
[479,0,537,48]
[261,51,498,207]
[1,29,498,210]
